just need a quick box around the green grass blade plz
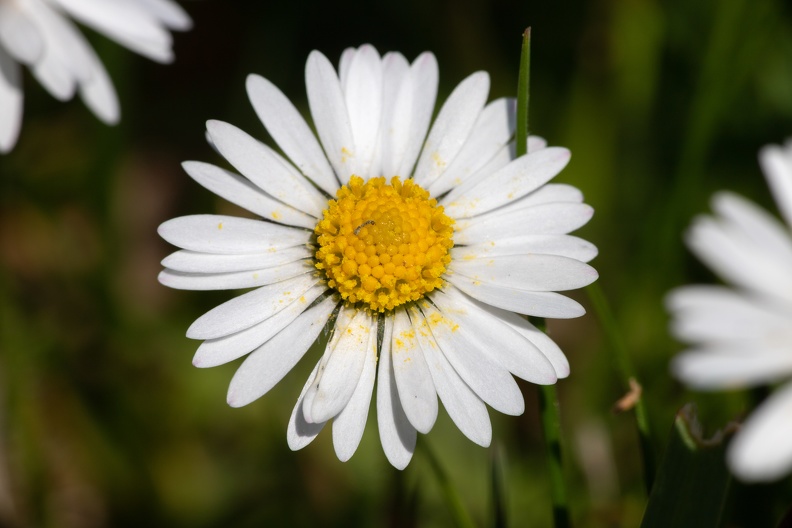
[640,404,734,528]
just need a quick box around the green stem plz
[539,385,571,528]
[518,29,571,527]
[586,282,656,493]
[422,441,477,528]
[515,27,531,158]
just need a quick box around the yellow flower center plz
[315,176,454,312]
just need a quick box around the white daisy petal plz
[500,182,584,209]
[712,191,792,267]
[428,97,516,197]
[377,51,410,177]
[305,50,356,183]
[158,259,312,291]
[728,382,792,482]
[226,295,337,406]
[206,120,327,217]
[303,309,374,424]
[182,161,316,229]
[759,141,792,228]
[158,215,309,255]
[343,44,382,178]
[332,314,378,462]
[397,52,439,178]
[377,315,417,469]
[450,254,598,292]
[686,215,792,302]
[528,136,548,152]
[51,0,174,63]
[454,203,594,246]
[287,362,326,451]
[417,300,525,415]
[672,349,792,389]
[135,0,192,31]
[194,285,327,368]
[667,285,792,344]
[79,54,119,125]
[245,74,339,196]
[338,47,355,88]
[185,274,319,340]
[452,235,598,263]
[494,308,571,378]
[432,288,558,384]
[410,307,492,447]
[0,2,43,64]
[27,0,85,100]
[413,71,489,187]
[391,308,438,434]
[162,246,311,274]
[447,274,586,319]
[442,147,572,218]
[0,47,23,153]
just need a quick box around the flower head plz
[668,139,792,482]
[0,0,192,153]
[159,45,598,468]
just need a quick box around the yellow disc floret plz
[315,176,454,312]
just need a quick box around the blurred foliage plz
[1,0,792,526]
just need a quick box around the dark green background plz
[2,0,792,526]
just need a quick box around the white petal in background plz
[0,1,43,64]
[728,381,792,482]
[51,0,175,63]
[712,192,792,266]
[667,285,792,344]
[759,140,792,229]
[672,348,792,389]
[686,215,792,302]
[0,47,22,153]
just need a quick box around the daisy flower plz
[0,0,191,153]
[159,44,598,468]
[667,139,792,482]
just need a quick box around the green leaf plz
[641,404,736,528]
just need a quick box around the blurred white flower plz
[668,139,792,482]
[159,44,598,468]
[0,0,191,153]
